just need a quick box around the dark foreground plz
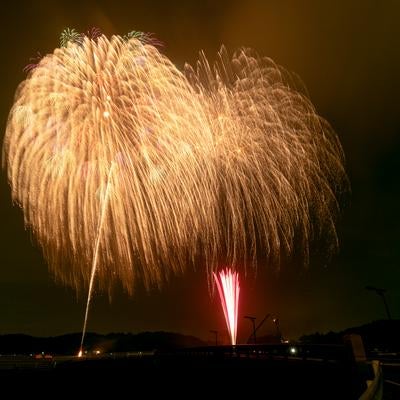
[0,358,362,399]
[0,344,388,399]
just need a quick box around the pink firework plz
[213,269,240,346]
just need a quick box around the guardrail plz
[359,360,383,400]
[0,355,54,370]
[157,343,353,363]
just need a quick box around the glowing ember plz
[77,349,83,357]
[213,269,240,346]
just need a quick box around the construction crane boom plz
[246,313,271,344]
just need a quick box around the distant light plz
[103,111,110,118]
[289,346,297,355]
[95,350,100,355]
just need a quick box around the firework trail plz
[3,31,347,299]
[79,161,115,353]
[213,269,240,345]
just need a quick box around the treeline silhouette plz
[0,331,206,355]
[300,319,400,351]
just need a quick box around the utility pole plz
[366,286,392,320]
[210,330,218,346]
[244,316,257,344]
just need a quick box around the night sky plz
[0,0,399,342]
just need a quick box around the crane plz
[366,286,392,320]
[273,317,283,342]
[245,313,271,344]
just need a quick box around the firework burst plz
[60,28,83,47]
[3,31,347,297]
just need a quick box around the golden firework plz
[3,34,347,296]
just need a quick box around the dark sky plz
[0,0,399,342]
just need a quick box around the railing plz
[358,361,383,400]
[157,343,353,364]
[0,355,55,370]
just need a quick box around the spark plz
[213,269,240,346]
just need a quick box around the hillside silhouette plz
[300,319,400,352]
[0,331,206,355]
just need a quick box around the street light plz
[244,315,257,344]
[366,286,392,320]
